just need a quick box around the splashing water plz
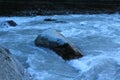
[0,14,120,80]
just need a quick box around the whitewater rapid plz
[0,14,120,80]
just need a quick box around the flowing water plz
[0,14,120,80]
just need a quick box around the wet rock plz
[0,46,31,80]
[44,18,67,23]
[35,29,83,60]
[7,20,17,26]
[0,20,17,28]
[44,18,56,21]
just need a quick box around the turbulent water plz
[0,14,120,80]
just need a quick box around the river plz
[0,14,120,80]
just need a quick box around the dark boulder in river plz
[0,20,17,28]
[44,18,67,23]
[44,18,56,22]
[7,20,17,26]
[34,29,83,60]
[0,46,31,80]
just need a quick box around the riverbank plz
[0,1,120,16]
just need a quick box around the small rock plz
[44,18,67,23]
[44,18,56,21]
[0,20,17,28]
[7,20,17,26]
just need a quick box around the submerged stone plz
[35,29,83,60]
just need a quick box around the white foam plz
[41,29,68,45]
[1,14,120,80]
[28,68,51,80]
[61,28,82,37]
[68,53,120,80]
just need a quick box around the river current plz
[0,14,120,80]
